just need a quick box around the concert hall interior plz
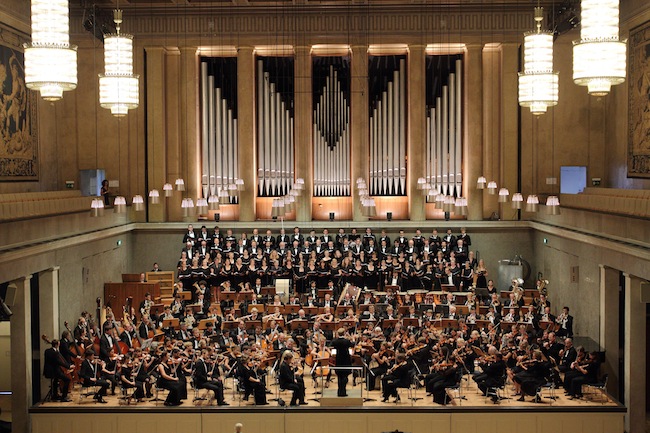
[0,0,649,432]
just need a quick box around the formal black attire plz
[331,337,355,396]
[279,361,306,405]
[194,358,226,404]
[79,358,110,401]
[381,361,411,400]
[43,347,71,400]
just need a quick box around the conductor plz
[331,328,355,397]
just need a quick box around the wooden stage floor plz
[34,374,619,411]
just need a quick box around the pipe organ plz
[256,56,295,197]
[201,57,239,203]
[426,55,463,199]
[313,57,351,197]
[369,55,407,196]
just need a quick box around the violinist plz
[157,352,183,406]
[279,351,307,406]
[367,342,391,391]
[381,353,410,403]
[474,349,507,403]
[240,356,267,405]
[171,348,189,401]
[425,347,458,405]
[557,338,577,372]
[513,350,548,402]
[194,348,229,406]
[79,349,110,403]
[119,355,143,402]
[102,349,121,395]
[564,351,600,400]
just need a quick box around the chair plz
[535,367,559,405]
[78,384,100,404]
[151,379,169,406]
[118,382,137,406]
[583,374,609,404]
[191,379,211,405]
[485,374,508,404]
[444,370,466,406]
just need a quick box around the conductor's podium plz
[320,388,363,407]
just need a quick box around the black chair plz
[584,374,609,404]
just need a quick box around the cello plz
[42,334,74,392]
[64,322,83,385]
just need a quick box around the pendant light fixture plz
[572,0,626,96]
[518,7,559,115]
[24,0,77,101]
[99,9,139,117]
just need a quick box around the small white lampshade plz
[90,197,105,217]
[525,194,539,212]
[512,192,524,209]
[175,178,185,191]
[477,176,487,189]
[498,188,510,203]
[546,195,561,215]
[132,195,144,211]
[163,183,173,197]
[208,195,219,211]
[149,189,160,204]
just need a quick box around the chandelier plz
[573,0,626,96]
[518,7,559,115]
[99,10,139,116]
[24,0,77,101]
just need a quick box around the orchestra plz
[45,225,602,409]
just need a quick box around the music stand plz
[381,319,398,329]
[303,306,319,316]
[441,284,457,292]
[222,320,240,330]
[261,286,276,296]
[317,289,333,300]
[402,318,419,328]
[178,291,192,301]
[283,305,301,315]
[288,319,309,331]
[162,318,180,330]
[198,319,216,330]
[244,320,262,331]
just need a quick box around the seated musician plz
[360,291,374,305]
[447,305,459,320]
[557,338,577,372]
[287,294,301,306]
[177,323,192,342]
[79,349,110,403]
[304,294,318,308]
[194,348,229,406]
[340,292,355,308]
[321,293,336,309]
[425,346,459,405]
[43,338,73,402]
[156,351,184,406]
[279,351,307,406]
[564,351,600,400]
[555,306,574,338]
[475,351,507,403]
[503,308,517,323]
[361,304,378,321]
[170,295,185,319]
[239,356,267,405]
[512,350,549,402]
[380,352,410,402]
[119,355,144,402]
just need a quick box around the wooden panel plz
[202,412,285,433]
[104,282,160,320]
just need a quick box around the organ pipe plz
[201,58,238,202]
[313,62,350,197]
[425,57,463,200]
[369,57,406,196]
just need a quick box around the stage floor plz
[33,375,619,411]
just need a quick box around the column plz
[351,44,369,222]
[408,44,426,221]
[180,47,200,222]
[465,44,483,221]
[237,46,257,221]
[39,267,60,396]
[165,49,183,222]
[294,46,313,222]
[145,47,168,222]
[10,276,32,433]
[623,273,646,433]
[599,265,620,399]
[499,43,519,221]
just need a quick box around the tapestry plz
[628,21,650,178]
[0,45,38,180]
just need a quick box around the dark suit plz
[194,358,225,404]
[43,347,71,399]
[99,333,114,361]
[79,358,110,398]
[279,361,305,405]
[331,337,355,396]
[381,361,411,399]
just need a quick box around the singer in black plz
[278,351,307,406]
[331,328,355,397]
